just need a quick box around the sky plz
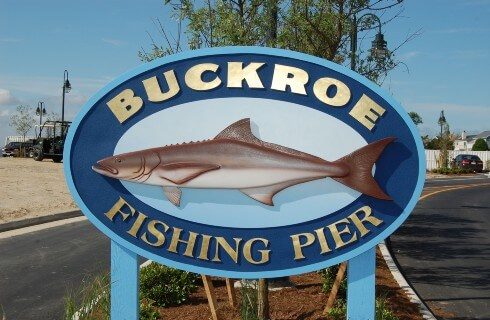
[0,0,489,144]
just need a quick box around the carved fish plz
[92,118,394,207]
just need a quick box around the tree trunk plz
[257,278,269,320]
[266,0,278,47]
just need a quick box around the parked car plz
[450,154,484,172]
[2,141,34,157]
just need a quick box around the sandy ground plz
[0,156,476,225]
[0,157,77,223]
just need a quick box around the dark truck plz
[31,120,71,162]
[2,141,35,157]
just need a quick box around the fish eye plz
[115,158,122,163]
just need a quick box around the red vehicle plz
[451,154,484,172]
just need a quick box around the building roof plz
[456,130,490,142]
[475,130,490,139]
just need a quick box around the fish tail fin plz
[332,137,395,200]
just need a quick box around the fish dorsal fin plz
[215,118,324,160]
[215,118,258,143]
[158,162,220,185]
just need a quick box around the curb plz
[379,241,437,320]
[0,210,82,233]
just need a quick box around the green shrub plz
[472,138,489,151]
[140,299,160,320]
[140,263,199,307]
[431,167,473,175]
[326,298,399,320]
[239,281,259,320]
[321,266,347,299]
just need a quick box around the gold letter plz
[198,234,213,261]
[271,64,308,95]
[212,237,242,263]
[185,63,221,91]
[313,77,351,107]
[127,211,148,238]
[105,197,135,222]
[314,227,332,254]
[349,94,386,130]
[290,232,315,260]
[141,220,169,247]
[243,238,270,265]
[168,227,198,258]
[106,89,143,123]
[227,62,265,88]
[327,219,358,249]
[348,206,383,237]
[142,71,180,102]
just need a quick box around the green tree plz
[139,0,417,84]
[9,105,36,141]
[408,111,422,126]
[472,138,489,151]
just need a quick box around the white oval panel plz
[115,97,366,228]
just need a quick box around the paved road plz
[0,175,488,319]
[390,176,490,319]
[0,218,110,320]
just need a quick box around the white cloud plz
[0,109,10,117]
[432,27,490,34]
[102,38,126,46]
[0,38,22,43]
[397,51,421,60]
[0,89,20,106]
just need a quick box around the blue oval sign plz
[64,47,425,278]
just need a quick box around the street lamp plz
[350,13,389,71]
[61,70,71,137]
[36,101,46,126]
[438,110,446,137]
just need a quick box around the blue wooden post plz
[111,240,139,320]
[347,248,376,320]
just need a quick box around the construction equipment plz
[31,121,71,162]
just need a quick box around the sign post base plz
[111,241,139,320]
[347,248,376,320]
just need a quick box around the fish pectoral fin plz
[159,162,220,184]
[240,178,321,206]
[240,187,275,206]
[163,186,182,207]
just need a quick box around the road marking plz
[0,216,88,239]
[419,183,490,201]
[426,176,488,182]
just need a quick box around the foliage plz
[472,138,489,151]
[139,262,199,307]
[326,298,399,320]
[321,265,347,299]
[431,167,473,175]
[408,111,422,126]
[424,136,454,150]
[9,105,36,139]
[438,123,452,168]
[239,280,260,320]
[140,299,161,320]
[140,0,417,84]
[63,273,162,320]
[63,273,111,320]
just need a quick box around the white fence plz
[4,135,35,146]
[425,150,490,170]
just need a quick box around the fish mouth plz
[92,162,118,176]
